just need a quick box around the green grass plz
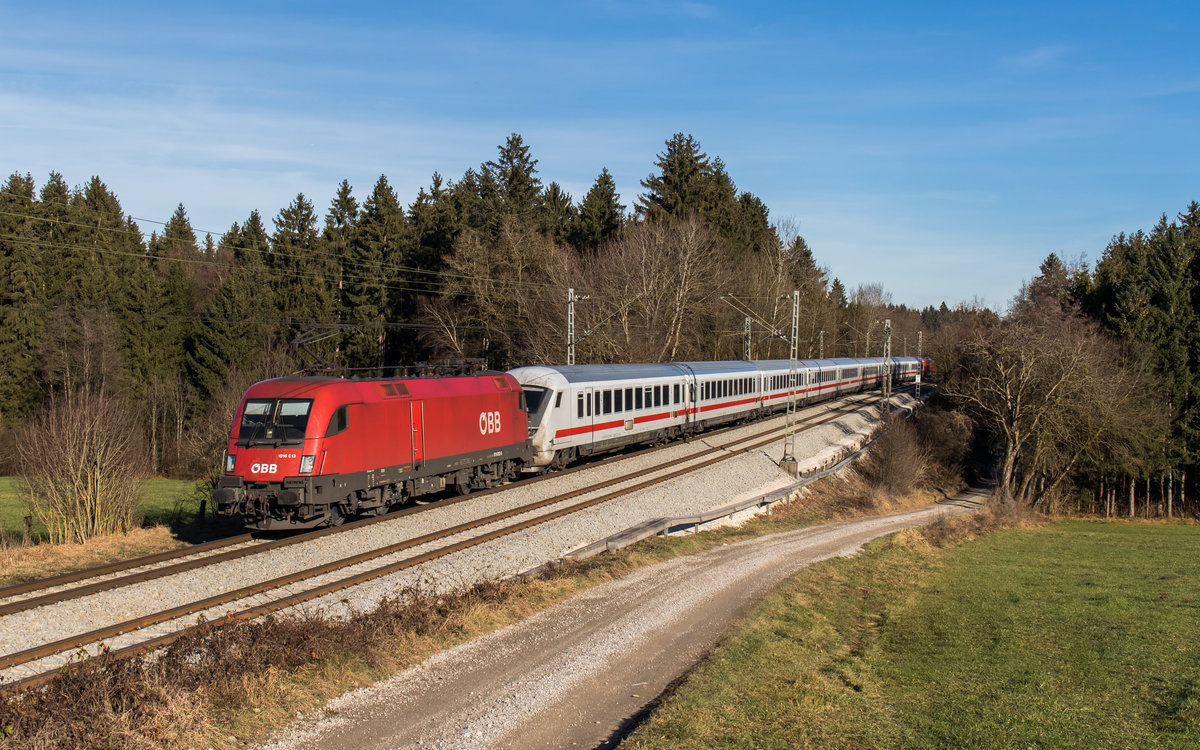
[625,521,1200,749]
[0,476,204,540]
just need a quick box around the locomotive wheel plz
[327,506,346,526]
[456,480,472,496]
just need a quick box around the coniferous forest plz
[0,134,929,482]
[1,132,1197,521]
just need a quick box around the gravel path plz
[257,486,983,750]
[0,393,906,683]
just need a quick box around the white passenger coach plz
[508,357,923,469]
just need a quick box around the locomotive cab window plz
[238,398,313,446]
[325,405,349,437]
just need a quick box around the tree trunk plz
[1166,469,1173,519]
[1129,474,1135,518]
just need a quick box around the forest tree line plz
[0,133,936,482]
[935,205,1200,517]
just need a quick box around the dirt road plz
[260,491,984,750]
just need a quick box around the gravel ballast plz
[0,393,910,683]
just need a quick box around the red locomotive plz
[213,373,531,530]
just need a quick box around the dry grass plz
[0,526,184,587]
[920,491,1044,547]
[0,407,982,748]
[0,569,634,749]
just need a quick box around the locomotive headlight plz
[225,454,235,473]
[299,455,315,474]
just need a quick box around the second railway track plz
[0,391,894,693]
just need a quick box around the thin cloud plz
[1007,44,1072,71]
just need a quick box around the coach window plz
[625,387,633,410]
[635,388,643,410]
[603,390,612,414]
[614,389,623,412]
[654,385,661,407]
[555,392,563,409]
[577,393,584,419]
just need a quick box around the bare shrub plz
[0,579,520,748]
[912,404,974,487]
[858,415,928,494]
[15,389,149,544]
[921,491,1043,547]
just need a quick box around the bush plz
[912,404,974,486]
[15,389,149,543]
[858,414,928,494]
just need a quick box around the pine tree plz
[638,133,711,220]
[0,173,44,421]
[270,194,332,349]
[485,133,542,218]
[538,182,576,245]
[321,180,360,355]
[638,135,774,258]
[408,172,459,275]
[829,278,848,309]
[573,168,624,252]
[344,177,405,369]
[186,214,277,400]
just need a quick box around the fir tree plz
[485,133,541,218]
[0,172,44,421]
[637,133,710,221]
[537,182,576,245]
[344,176,406,369]
[573,168,624,252]
[409,172,459,274]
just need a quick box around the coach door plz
[582,386,595,447]
[410,401,425,468]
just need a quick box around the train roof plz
[509,356,922,385]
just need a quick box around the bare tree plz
[940,301,1166,506]
[577,217,727,362]
[16,389,149,543]
[434,216,572,368]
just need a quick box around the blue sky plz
[2,1,1197,310]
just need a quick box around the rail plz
[557,396,921,562]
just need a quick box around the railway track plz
[0,392,889,693]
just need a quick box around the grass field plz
[0,476,204,540]
[625,521,1200,749]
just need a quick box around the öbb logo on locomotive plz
[213,358,929,531]
[479,410,502,435]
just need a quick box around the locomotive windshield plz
[237,398,313,446]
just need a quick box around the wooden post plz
[22,515,32,546]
